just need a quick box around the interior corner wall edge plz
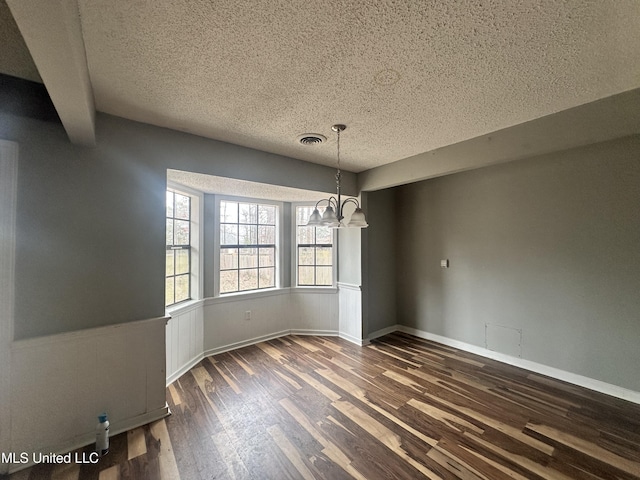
[395,134,640,392]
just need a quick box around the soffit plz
[167,169,332,203]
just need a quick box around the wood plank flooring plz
[6,332,640,479]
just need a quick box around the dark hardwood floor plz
[7,332,640,479]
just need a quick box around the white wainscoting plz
[367,324,640,406]
[203,288,339,357]
[289,288,339,336]
[166,300,204,385]
[203,289,291,356]
[6,317,170,474]
[338,283,365,345]
[166,288,345,387]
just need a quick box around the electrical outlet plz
[245,310,251,321]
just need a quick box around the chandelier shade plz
[306,125,368,229]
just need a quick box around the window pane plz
[221,224,238,245]
[175,274,190,302]
[259,205,276,225]
[166,189,192,306]
[220,248,238,269]
[297,226,314,245]
[219,200,277,295]
[259,247,274,267]
[220,201,238,223]
[175,193,190,220]
[165,277,174,306]
[239,248,258,268]
[239,269,258,291]
[166,250,174,276]
[258,225,275,245]
[166,219,174,245]
[239,225,257,245]
[176,249,189,274]
[239,203,257,224]
[316,267,332,285]
[175,220,190,245]
[316,226,332,245]
[166,191,174,217]
[298,266,315,285]
[316,247,332,265]
[296,206,313,225]
[298,247,314,266]
[259,267,274,288]
[220,270,238,293]
[296,205,332,287]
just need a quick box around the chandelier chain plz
[336,127,341,172]
[335,127,341,186]
[305,124,367,228]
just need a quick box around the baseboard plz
[339,331,369,346]
[109,404,171,438]
[367,325,398,340]
[166,352,205,386]
[202,330,292,357]
[371,324,640,406]
[290,329,338,336]
[6,404,170,474]
[199,328,368,360]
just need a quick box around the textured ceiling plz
[75,0,640,172]
[4,1,640,173]
[0,0,41,82]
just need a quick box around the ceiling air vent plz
[298,133,326,145]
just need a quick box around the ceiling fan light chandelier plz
[306,125,368,229]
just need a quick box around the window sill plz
[202,286,339,306]
[291,286,338,294]
[166,299,204,317]
[205,287,290,305]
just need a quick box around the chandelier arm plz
[314,198,328,209]
[341,197,361,209]
[314,197,339,210]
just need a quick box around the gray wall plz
[363,189,397,336]
[3,113,166,338]
[395,135,640,391]
[1,111,354,339]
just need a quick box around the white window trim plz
[214,194,283,297]
[166,181,204,313]
[291,202,337,288]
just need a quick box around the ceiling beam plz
[358,88,640,192]
[7,0,95,146]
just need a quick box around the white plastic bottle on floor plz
[96,413,109,456]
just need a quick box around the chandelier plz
[306,125,368,228]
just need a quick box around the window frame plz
[166,183,203,310]
[214,195,282,296]
[292,203,337,288]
